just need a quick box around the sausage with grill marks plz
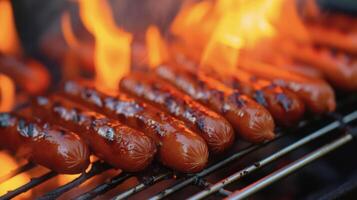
[59,81,209,173]
[156,65,275,143]
[31,96,157,172]
[203,68,305,126]
[0,113,90,174]
[120,72,235,153]
[238,60,336,114]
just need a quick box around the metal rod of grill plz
[148,143,262,200]
[0,162,35,183]
[112,172,172,200]
[226,132,356,200]
[0,171,58,200]
[148,116,329,200]
[38,161,112,200]
[188,110,357,200]
[74,172,132,200]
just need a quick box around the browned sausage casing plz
[31,96,157,172]
[59,81,209,173]
[203,68,305,126]
[120,73,235,153]
[282,41,357,91]
[239,60,336,114]
[156,65,275,143]
[0,113,90,174]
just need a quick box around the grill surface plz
[0,93,356,200]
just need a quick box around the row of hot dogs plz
[0,59,339,174]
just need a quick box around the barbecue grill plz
[1,0,357,199]
[0,92,355,199]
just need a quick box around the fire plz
[0,74,15,112]
[201,0,279,70]
[170,0,309,72]
[78,0,132,91]
[0,0,22,55]
[0,152,31,198]
[146,25,168,68]
[61,11,81,51]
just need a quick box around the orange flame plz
[61,11,81,50]
[200,0,279,70]
[0,74,15,112]
[0,0,22,55]
[0,152,31,198]
[171,0,310,72]
[78,0,132,91]
[145,25,168,68]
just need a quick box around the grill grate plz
[0,94,356,200]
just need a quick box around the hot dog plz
[203,67,305,126]
[238,59,336,113]
[120,72,235,153]
[281,41,357,91]
[0,112,90,174]
[59,81,209,173]
[156,65,275,143]
[31,96,157,172]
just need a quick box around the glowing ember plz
[0,74,15,112]
[78,0,132,92]
[146,25,168,68]
[0,152,31,198]
[0,0,22,55]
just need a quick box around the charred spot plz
[18,120,40,138]
[18,119,26,130]
[64,81,79,94]
[197,79,207,90]
[254,90,268,107]
[330,47,338,57]
[210,90,224,103]
[27,123,35,137]
[36,96,49,106]
[266,83,277,90]
[58,130,66,136]
[115,101,143,115]
[83,89,103,107]
[249,76,258,82]
[231,80,241,89]
[229,92,245,108]
[0,113,13,127]
[195,116,207,133]
[276,93,292,111]
[96,126,115,141]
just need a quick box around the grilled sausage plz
[0,53,50,94]
[202,68,305,126]
[156,65,275,143]
[120,73,235,153]
[238,60,336,113]
[282,41,357,91]
[59,81,209,173]
[31,96,157,172]
[0,113,90,174]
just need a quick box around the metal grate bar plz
[112,172,172,200]
[148,142,265,200]
[0,162,35,183]
[74,172,132,200]
[0,171,58,200]
[148,118,322,200]
[188,110,357,200]
[226,132,355,200]
[194,179,232,197]
[38,161,112,200]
